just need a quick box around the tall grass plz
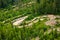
[0,21,60,40]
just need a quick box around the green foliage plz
[0,21,60,40]
[0,0,13,8]
[0,0,60,40]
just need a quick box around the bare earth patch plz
[13,16,28,26]
[45,15,60,26]
[45,20,57,26]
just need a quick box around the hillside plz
[0,0,60,40]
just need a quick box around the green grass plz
[0,20,60,40]
[0,0,60,40]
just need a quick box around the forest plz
[0,0,60,40]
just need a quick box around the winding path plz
[13,16,28,26]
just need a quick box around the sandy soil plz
[13,16,28,26]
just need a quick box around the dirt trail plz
[25,16,40,26]
[45,15,60,26]
[13,1,36,11]
[13,16,28,26]
[13,15,60,28]
[22,1,35,7]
